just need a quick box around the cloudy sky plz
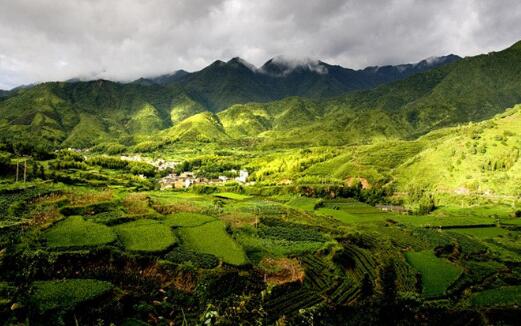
[1,0,520,89]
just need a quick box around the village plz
[158,169,250,189]
[118,154,251,190]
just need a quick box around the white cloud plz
[0,0,520,89]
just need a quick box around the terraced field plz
[177,220,248,265]
[213,192,252,200]
[44,216,117,248]
[470,285,521,307]
[449,227,511,239]
[2,182,521,324]
[162,212,216,227]
[30,279,113,312]
[405,250,463,297]
[113,219,176,252]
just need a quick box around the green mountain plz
[0,80,176,149]
[300,104,521,197]
[156,55,460,111]
[213,41,521,145]
[2,41,521,150]
[163,111,228,142]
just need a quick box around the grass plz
[31,279,113,312]
[316,208,388,224]
[391,215,495,228]
[162,212,216,227]
[177,220,248,266]
[405,250,463,297]
[432,206,513,220]
[236,232,325,259]
[285,197,322,211]
[114,219,176,252]
[471,285,521,306]
[148,191,205,202]
[44,216,116,248]
[500,217,521,226]
[484,241,521,263]
[213,192,252,200]
[449,227,510,239]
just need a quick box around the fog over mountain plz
[1,0,521,89]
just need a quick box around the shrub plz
[59,201,116,216]
[165,247,219,269]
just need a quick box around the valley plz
[1,38,521,325]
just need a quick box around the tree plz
[379,260,399,325]
[417,194,436,215]
[380,260,397,304]
[361,273,374,298]
[415,272,423,294]
[39,165,45,179]
[31,160,38,180]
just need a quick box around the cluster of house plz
[159,170,250,190]
[375,204,406,213]
[120,155,178,171]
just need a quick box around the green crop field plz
[30,279,113,312]
[471,285,521,306]
[285,197,322,211]
[392,215,496,228]
[405,250,463,297]
[500,217,521,226]
[213,192,252,200]
[236,231,325,259]
[44,216,117,248]
[113,219,176,252]
[449,227,510,239]
[162,212,216,227]
[177,220,248,265]
[316,207,388,224]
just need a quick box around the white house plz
[235,170,249,183]
[218,176,228,182]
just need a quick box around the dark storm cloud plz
[1,0,520,89]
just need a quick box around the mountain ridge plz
[146,54,461,111]
[4,41,521,151]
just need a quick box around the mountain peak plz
[414,54,461,68]
[364,54,461,73]
[226,57,257,71]
[260,55,328,76]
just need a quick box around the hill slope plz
[302,105,521,197]
[0,80,175,148]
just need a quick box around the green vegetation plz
[177,220,248,265]
[213,192,252,200]
[405,250,463,297]
[114,219,176,252]
[449,227,510,239]
[3,40,521,325]
[162,212,215,227]
[44,216,116,248]
[31,279,113,312]
[286,196,322,211]
[471,285,521,306]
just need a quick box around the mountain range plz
[3,41,521,152]
[139,54,461,111]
